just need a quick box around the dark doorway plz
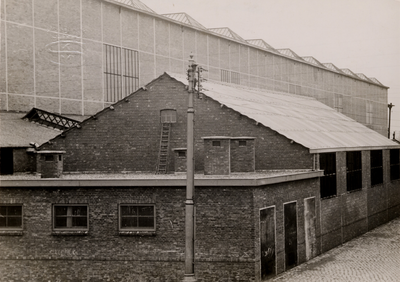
[260,207,276,279]
[0,148,14,175]
[284,202,297,270]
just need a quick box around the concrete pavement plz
[273,217,400,282]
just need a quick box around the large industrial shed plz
[0,0,389,135]
[1,73,399,281]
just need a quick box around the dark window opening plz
[238,140,247,147]
[371,150,383,186]
[390,149,400,181]
[119,205,155,231]
[0,148,13,175]
[320,153,337,198]
[178,151,186,157]
[212,141,221,147]
[347,151,362,191]
[53,205,88,230]
[59,155,62,161]
[104,44,139,103]
[45,155,55,162]
[0,205,22,229]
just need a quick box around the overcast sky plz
[142,0,400,134]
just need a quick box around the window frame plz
[52,204,89,231]
[104,44,139,103]
[160,109,177,123]
[319,153,337,199]
[0,204,23,230]
[370,150,383,186]
[390,149,400,181]
[346,151,362,192]
[119,204,156,232]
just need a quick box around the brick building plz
[1,73,399,281]
[0,0,390,135]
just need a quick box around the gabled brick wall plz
[40,74,313,173]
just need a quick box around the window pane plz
[138,217,154,228]
[121,217,137,228]
[0,206,6,216]
[55,206,68,216]
[121,206,137,216]
[72,217,87,227]
[0,217,6,227]
[55,217,67,227]
[72,206,87,216]
[138,206,154,216]
[7,217,22,227]
[8,206,22,216]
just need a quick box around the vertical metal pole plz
[183,55,197,282]
[388,103,394,139]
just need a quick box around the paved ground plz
[273,217,400,282]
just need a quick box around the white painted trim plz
[80,0,84,115]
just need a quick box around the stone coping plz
[0,170,323,187]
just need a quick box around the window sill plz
[321,195,338,200]
[347,188,362,194]
[52,230,88,236]
[0,230,23,236]
[119,231,156,237]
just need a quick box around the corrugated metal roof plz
[246,39,278,53]
[168,73,399,153]
[162,13,207,30]
[108,0,156,14]
[0,112,61,147]
[208,27,247,43]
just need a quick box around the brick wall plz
[0,185,257,281]
[40,74,313,173]
[253,178,321,278]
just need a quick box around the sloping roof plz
[277,49,305,61]
[162,13,207,30]
[22,108,80,130]
[323,63,344,74]
[302,56,326,68]
[356,73,374,83]
[208,27,247,43]
[246,39,278,53]
[167,73,399,153]
[0,112,61,148]
[108,0,156,14]
[341,68,358,77]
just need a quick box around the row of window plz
[0,204,155,232]
[320,149,400,199]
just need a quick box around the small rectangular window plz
[160,109,177,123]
[347,151,362,191]
[53,205,88,230]
[45,155,55,162]
[371,150,383,186]
[0,205,23,229]
[212,141,221,147]
[238,140,247,147]
[119,204,155,231]
[178,151,186,157]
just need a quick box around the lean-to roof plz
[168,73,398,153]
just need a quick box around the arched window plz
[160,109,177,123]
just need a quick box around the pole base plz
[182,274,197,282]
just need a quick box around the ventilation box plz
[202,137,255,175]
[36,151,66,178]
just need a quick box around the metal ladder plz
[156,123,171,174]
